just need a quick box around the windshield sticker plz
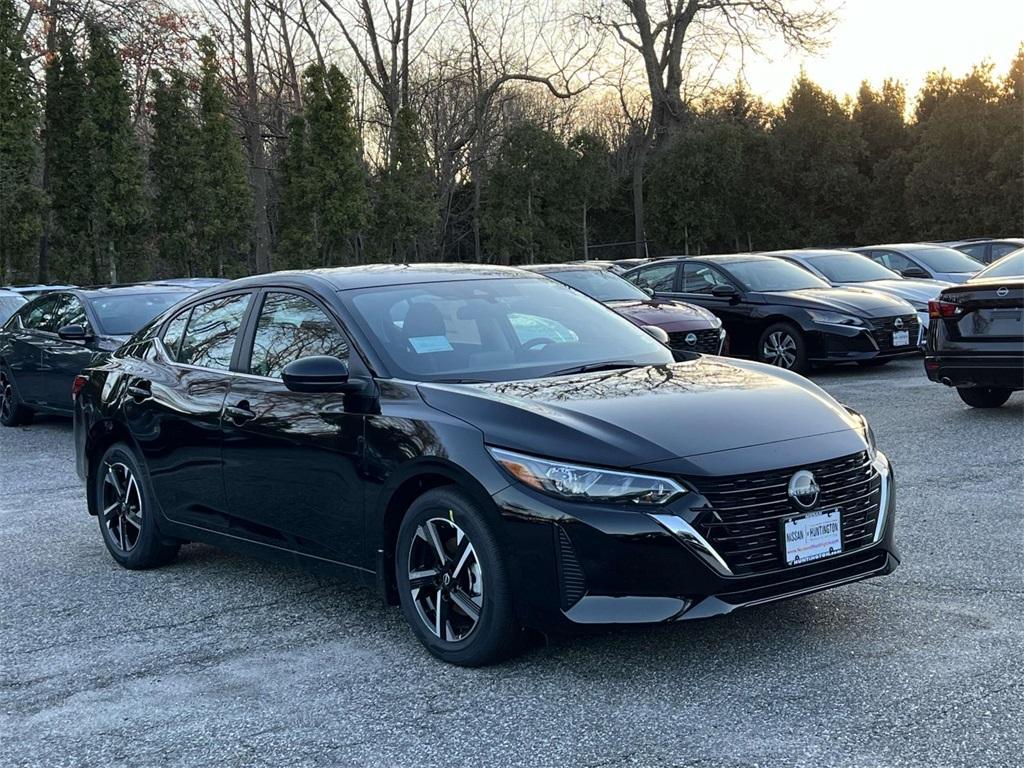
[409,335,453,353]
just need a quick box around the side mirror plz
[58,324,92,342]
[641,286,654,297]
[640,325,670,344]
[900,267,929,279]
[710,284,739,299]
[281,355,363,394]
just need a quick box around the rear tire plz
[92,443,180,569]
[956,387,1012,409]
[0,366,33,427]
[396,487,522,666]
[757,322,808,374]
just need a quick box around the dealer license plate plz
[893,330,910,347]
[783,510,842,566]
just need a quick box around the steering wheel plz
[522,337,556,351]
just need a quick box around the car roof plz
[758,249,856,260]
[655,253,776,265]
[851,243,957,254]
[946,237,1024,246]
[73,283,201,298]
[206,263,542,293]
[523,263,606,274]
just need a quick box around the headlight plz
[846,408,877,459]
[718,327,726,339]
[807,309,866,327]
[488,447,685,505]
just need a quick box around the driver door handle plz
[126,380,151,401]
[225,401,256,424]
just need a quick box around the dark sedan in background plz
[851,243,983,284]
[766,249,951,346]
[526,263,725,354]
[72,265,895,666]
[1,283,196,425]
[925,250,1024,408]
[624,255,920,373]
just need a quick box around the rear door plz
[122,292,252,530]
[220,289,365,566]
[4,294,62,406]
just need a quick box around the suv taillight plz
[928,299,959,319]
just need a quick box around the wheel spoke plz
[125,473,140,507]
[449,587,481,622]
[451,540,475,580]
[106,465,125,499]
[434,593,449,638]
[102,502,120,520]
[424,520,448,566]
[123,511,143,530]
[117,519,126,550]
[408,568,439,590]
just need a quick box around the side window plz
[990,243,1018,259]
[160,309,191,361]
[682,263,732,294]
[21,294,62,332]
[52,294,90,332]
[875,250,915,273]
[179,294,251,370]
[958,243,988,260]
[631,263,677,292]
[248,292,349,378]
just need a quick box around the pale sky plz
[740,0,1023,104]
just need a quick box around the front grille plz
[870,314,920,351]
[688,452,881,576]
[668,328,721,353]
[555,525,586,609]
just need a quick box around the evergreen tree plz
[568,131,614,260]
[43,33,92,283]
[0,0,43,282]
[195,37,251,277]
[276,64,365,267]
[770,75,866,247]
[372,106,435,262]
[150,69,201,277]
[81,24,147,283]
[853,80,910,242]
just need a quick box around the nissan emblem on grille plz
[787,470,820,509]
[894,317,904,329]
[685,332,697,345]
[997,286,1009,297]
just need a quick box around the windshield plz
[0,295,27,324]
[343,277,673,382]
[548,269,650,302]
[726,260,831,292]
[907,246,983,273]
[975,249,1024,279]
[804,253,900,283]
[90,291,192,336]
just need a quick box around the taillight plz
[928,300,959,319]
[72,375,88,399]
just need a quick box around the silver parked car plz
[765,249,951,346]
[849,244,982,284]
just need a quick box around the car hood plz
[763,286,913,316]
[849,279,952,304]
[418,357,866,472]
[605,298,719,331]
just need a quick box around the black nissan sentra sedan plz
[624,255,920,373]
[72,266,898,665]
[924,249,1024,408]
[1,284,197,425]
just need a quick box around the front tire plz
[0,367,33,427]
[956,387,1012,408]
[92,443,180,569]
[396,487,521,666]
[757,322,808,373]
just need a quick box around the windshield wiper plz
[546,360,639,377]
[431,377,490,384]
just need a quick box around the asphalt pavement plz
[1,358,1022,767]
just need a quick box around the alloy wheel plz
[407,517,483,642]
[101,462,144,552]
[763,331,798,369]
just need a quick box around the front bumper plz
[806,323,919,363]
[495,451,899,629]
[924,353,1024,390]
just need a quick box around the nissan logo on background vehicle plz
[787,470,821,509]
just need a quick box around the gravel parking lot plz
[1,358,1022,768]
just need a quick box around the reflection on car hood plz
[766,286,913,316]
[605,298,719,331]
[418,357,863,469]
[848,279,951,304]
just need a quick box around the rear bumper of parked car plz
[495,450,898,630]
[924,352,1024,390]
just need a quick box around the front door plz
[677,262,757,351]
[40,293,101,410]
[220,289,365,567]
